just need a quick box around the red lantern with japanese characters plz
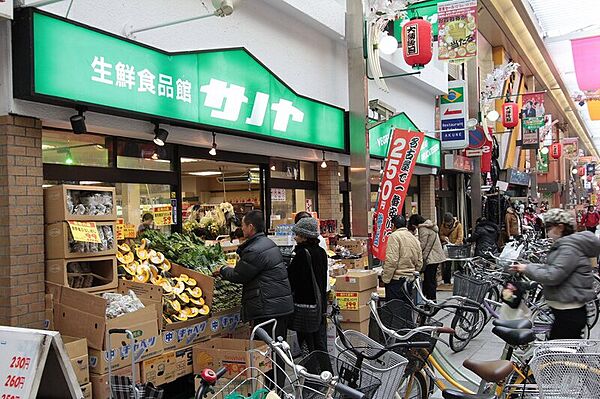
[550,142,562,159]
[502,102,519,129]
[402,18,433,69]
[579,166,586,176]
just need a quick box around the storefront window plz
[271,189,317,226]
[270,159,316,181]
[117,139,174,171]
[42,130,111,167]
[300,161,316,181]
[115,183,173,234]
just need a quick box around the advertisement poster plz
[440,80,469,149]
[371,129,425,260]
[437,0,478,63]
[537,152,549,174]
[521,92,545,130]
[562,137,579,160]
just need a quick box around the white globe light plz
[486,110,500,122]
[572,168,578,175]
[379,33,399,55]
[321,160,328,169]
[540,147,549,155]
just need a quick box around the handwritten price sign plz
[116,218,125,241]
[67,221,101,243]
[335,292,359,310]
[0,331,44,399]
[123,224,136,238]
[153,206,174,226]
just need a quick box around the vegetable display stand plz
[45,221,117,259]
[44,184,116,224]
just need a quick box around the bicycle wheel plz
[449,309,478,352]
[532,303,591,340]
[586,299,599,329]
[396,371,427,399]
[470,306,489,339]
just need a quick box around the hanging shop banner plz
[371,129,425,261]
[521,92,545,130]
[440,80,469,150]
[68,221,101,243]
[153,205,174,226]
[0,0,13,20]
[437,0,478,64]
[13,10,345,151]
[369,113,441,167]
[522,129,539,148]
[562,137,579,160]
[537,151,549,174]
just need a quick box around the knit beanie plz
[292,217,319,238]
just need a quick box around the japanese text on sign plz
[153,206,174,226]
[123,224,136,238]
[115,218,124,241]
[68,221,101,243]
[335,292,359,310]
[0,331,44,399]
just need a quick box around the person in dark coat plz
[288,217,329,355]
[217,210,293,390]
[466,217,499,258]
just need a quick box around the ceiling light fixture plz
[189,171,222,176]
[209,132,217,156]
[70,110,87,134]
[270,164,276,171]
[153,124,169,146]
[321,150,328,169]
[65,149,74,165]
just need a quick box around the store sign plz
[538,182,560,193]
[116,218,125,241]
[537,151,549,174]
[372,129,424,261]
[507,168,530,186]
[15,10,345,150]
[271,188,286,202]
[394,0,447,41]
[68,221,101,243]
[440,80,469,149]
[437,0,478,64]
[368,113,441,167]
[153,205,174,226]
[0,0,13,20]
[444,153,473,172]
[562,137,579,160]
[123,224,136,238]
[521,92,545,130]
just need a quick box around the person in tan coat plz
[505,207,522,239]
[439,212,463,284]
[409,214,446,300]
[383,215,423,303]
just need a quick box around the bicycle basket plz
[447,244,471,259]
[530,340,600,399]
[298,351,381,399]
[452,272,491,304]
[368,300,438,377]
[334,330,407,399]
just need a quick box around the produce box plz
[46,221,117,260]
[208,307,242,337]
[47,256,118,292]
[335,270,378,292]
[63,336,90,386]
[341,319,370,335]
[90,365,140,399]
[193,338,271,378]
[46,282,163,374]
[44,184,116,224]
[340,256,369,270]
[44,293,54,330]
[140,350,176,387]
[81,382,92,399]
[173,345,194,380]
[339,305,370,323]
[335,290,374,311]
[338,239,367,256]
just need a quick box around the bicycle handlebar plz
[253,327,366,399]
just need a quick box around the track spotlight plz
[153,124,169,146]
[209,132,217,156]
[70,110,87,134]
[321,151,327,169]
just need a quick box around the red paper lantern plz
[402,18,433,70]
[502,102,519,129]
[579,166,586,176]
[550,142,562,159]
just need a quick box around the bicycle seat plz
[492,318,533,329]
[463,359,513,383]
[492,326,536,346]
[442,389,495,399]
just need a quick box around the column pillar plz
[0,115,45,328]
[420,175,436,223]
[318,161,342,233]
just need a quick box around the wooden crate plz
[44,184,116,224]
[46,256,117,292]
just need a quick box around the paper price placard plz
[335,292,359,310]
[153,206,173,226]
[115,218,124,241]
[123,224,136,238]
[0,331,44,399]
[68,221,101,243]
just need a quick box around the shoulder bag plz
[289,248,323,333]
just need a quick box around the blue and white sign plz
[440,80,469,150]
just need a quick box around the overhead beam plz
[544,26,600,43]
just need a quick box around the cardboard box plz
[173,345,194,380]
[335,290,374,310]
[208,307,242,337]
[193,338,271,378]
[140,351,176,387]
[338,239,367,255]
[117,262,214,332]
[341,319,370,335]
[63,336,89,386]
[335,270,378,292]
[47,256,118,292]
[339,305,370,323]
[340,256,369,270]
[47,283,163,374]
[161,318,212,352]
[45,221,117,260]
[44,184,116,224]
[81,382,92,399]
[90,365,140,399]
[44,293,54,330]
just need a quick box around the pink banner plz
[572,36,600,91]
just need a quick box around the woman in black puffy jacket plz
[466,217,499,258]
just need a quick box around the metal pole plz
[129,12,217,36]
[347,0,370,237]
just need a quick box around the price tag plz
[335,292,359,310]
[123,224,136,239]
[67,221,101,243]
[115,218,124,241]
[0,331,44,399]
[153,206,173,226]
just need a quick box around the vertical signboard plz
[440,80,469,149]
[371,129,425,260]
[437,0,478,64]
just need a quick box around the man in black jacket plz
[217,210,293,389]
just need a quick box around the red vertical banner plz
[371,129,425,260]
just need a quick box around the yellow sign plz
[592,194,598,206]
[116,218,125,241]
[335,292,359,310]
[68,221,101,243]
[123,224,136,238]
[153,205,173,226]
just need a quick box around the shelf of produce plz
[46,256,117,292]
[44,184,116,224]
[45,221,117,260]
